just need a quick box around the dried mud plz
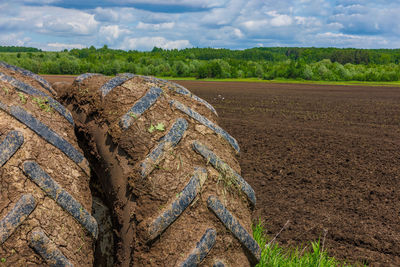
[61,75,254,266]
[0,71,94,266]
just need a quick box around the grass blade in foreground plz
[252,221,359,267]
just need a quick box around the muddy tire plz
[0,63,97,266]
[63,73,260,266]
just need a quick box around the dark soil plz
[43,75,400,266]
[176,81,400,266]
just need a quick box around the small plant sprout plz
[177,155,183,170]
[155,122,165,131]
[2,87,8,94]
[129,112,137,119]
[214,160,240,194]
[32,97,52,112]
[75,231,85,253]
[18,92,27,104]
[76,243,83,253]
[148,125,155,133]
[78,86,89,95]
[148,122,165,133]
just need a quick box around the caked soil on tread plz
[45,75,400,266]
[177,81,400,266]
[60,75,257,266]
[0,68,95,266]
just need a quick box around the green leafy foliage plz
[148,122,165,133]
[154,123,165,131]
[0,46,41,52]
[129,112,137,119]
[1,46,400,81]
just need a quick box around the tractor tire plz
[61,73,260,266]
[0,63,97,266]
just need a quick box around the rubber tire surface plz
[0,64,97,266]
[65,74,260,266]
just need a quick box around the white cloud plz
[242,20,269,31]
[199,0,243,26]
[0,33,30,46]
[46,42,86,51]
[137,22,175,30]
[111,0,226,8]
[120,36,191,50]
[17,0,59,3]
[93,7,121,22]
[233,28,244,38]
[294,0,331,17]
[200,26,245,44]
[99,25,130,43]
[330,2,400,35]
[267,11,293,27]
[294,16,321,27]
[1,0,400,50]
[241,10,295,31]
[317,32,360,39]
[327,22,344,30]
[0,6,100,36]
[40,9,99,35]
[315,32,392,47]
[141,11,178,24]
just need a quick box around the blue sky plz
[0,0,399,51]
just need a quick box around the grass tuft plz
[252,220,358,267]
[17,92,27,104]
[32,97,52,112]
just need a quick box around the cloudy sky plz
[0,0,399,51]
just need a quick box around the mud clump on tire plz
[62,74,260,266]
[0,63,97,266]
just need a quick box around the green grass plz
[252,221,358,267]
[39,74,400,87]
[32,97,52,112]
[160,76,400,87]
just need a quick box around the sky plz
[0,0,399,51]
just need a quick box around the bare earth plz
[43,75,400,266]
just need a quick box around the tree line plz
[0,45,399,81]
[0,46,42,52]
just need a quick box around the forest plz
[0,45,400,81]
